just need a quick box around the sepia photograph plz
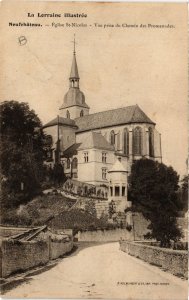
[0,1,188,299]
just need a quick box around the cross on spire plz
[71,34,77,55]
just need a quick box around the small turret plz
[108,159,131,212]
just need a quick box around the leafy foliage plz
[0,101,46,208]
[47,209,109,232]
[43,163,67,190]
[177,175,188,212]
[129,158,182,247]
[85,200,97,217]
[1,101,43,148]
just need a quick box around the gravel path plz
[5,242,187,299]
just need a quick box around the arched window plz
[149,127,154,157]
[66,110,70,119]
[123,128,129,155]
[72,157,78,169]
[133,127,142,155]
[80,110,84,117]
[117,131,120,150]
[110,130,115,145]
[67,158,70,169]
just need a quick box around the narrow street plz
[5,242,187,300]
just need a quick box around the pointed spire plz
[59,35,90,112]
[70,34,79,80]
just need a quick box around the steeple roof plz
[70,53,79,79]
[60,88,89,109]
[59,36,89,111]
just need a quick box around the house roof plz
[63,143,82,157]
[78,132,115,151]
[109,159,127,173]
[43,116,77,129]
[75,105,155,133]
[63,132,114,157]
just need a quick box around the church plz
[43,40,162,210]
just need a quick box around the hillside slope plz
[1,193,109,230]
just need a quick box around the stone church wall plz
[44,124,76,155]
[153,128,162,162]
[76,123,161,173]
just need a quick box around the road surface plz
[5,242,187,299]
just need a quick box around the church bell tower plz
[59,35,90,119]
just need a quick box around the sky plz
[1,1,188,178]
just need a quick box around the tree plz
[177,175,188,212]
[0,100,46,208]
[1,101,43,148]
[128,158,182,247]
[53,163,66,187]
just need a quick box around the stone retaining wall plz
[120,240,188,279]
[1,238,73,278]
[78,229,133,242]
[50,240,73,260]
[1,239,49,278]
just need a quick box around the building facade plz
[43,43,162,192]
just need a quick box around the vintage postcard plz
[0,1,188,299]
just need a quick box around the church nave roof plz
[75,104,155,133]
